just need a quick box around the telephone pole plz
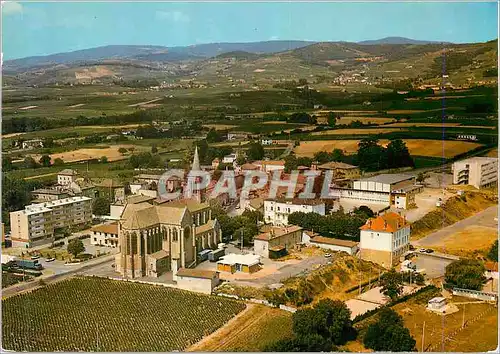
[421,321,425,352]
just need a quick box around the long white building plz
[452,157,498,189]
[10,196,92,247]
[264,198,326,226]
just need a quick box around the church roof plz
[165,198,210,212]
[195,219,217,235]
[192,146,201,171]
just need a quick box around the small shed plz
[176,268,220,294]
[427,297,446,311]
[217,253,261,273]
[309,236,359,255]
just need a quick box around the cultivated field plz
[2,277,245,352]
[385,122,496,129]
[311,128,403,136]
[203,124,238,130]
[316,116,396,125]
[32,144,149,163]
[294,139,482,158]
[187,304,293,352]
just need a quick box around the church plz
[115,147,222,278]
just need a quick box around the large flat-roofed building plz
[452,157,498,189]
[175,268,220,294]
[317,162,361,180]
[359,212,410,268]
[10,196,92,247]
[31,188,70,202]
[264,198,325,226]
[115,199,221,278]
[332,174,422,210]
[253,225,303,257]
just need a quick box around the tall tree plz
[380,268,404,301]
[386,139,414,168]
[363,308,416,352]
[23,156,40,169]
[67,239,85,258]
[247,142,265,161]
[488,240,498,262]
[39,155,52,167]
[357,138,387,171]
[92,197,111,216]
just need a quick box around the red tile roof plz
[485,261,498,272]
[360,212,409,233]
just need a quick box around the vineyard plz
[2,277,246,351]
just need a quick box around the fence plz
[452,288,498,302]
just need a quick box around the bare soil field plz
[203,124,238,130]
[32,144,148,163]
[424,225,498,258]
[311,128,402,136]
[294,139,482,158]
[187,304,293,352]
[385,122,496,129]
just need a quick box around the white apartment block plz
[264,198,326,226]
[452,157,498,189]
[10,196,92,247]
[359,212,410,268]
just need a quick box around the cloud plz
[155,10,190,23]
[2,1,23,15]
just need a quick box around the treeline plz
[356,138,414,172]
[288,207,374,241]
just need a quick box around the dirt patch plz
[294,139,482,158]
[311,128,402,136]
[68,103,85,108]
[74,66,115,80]
[203,124,238,130]
[31,144,147,163]
[128,97,162,107]
[19,105,38,110]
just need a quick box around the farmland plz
[187,305,293,352]
[2,277,246,352]
[294,139,483,158]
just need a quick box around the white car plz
[324,253,332,258]
[45,258,55,262]
[419,248,427,253]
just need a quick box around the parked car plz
[45,258,55,262]
[409,244,415,251]
[419,248,427,253]
[324,253,332,258]
[30,255,40,260]
[426,249,434,253]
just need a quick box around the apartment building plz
[359,212,410,268]
[264,198,326,226]
[452,157,498,189]
[57,169,79,186]
[10,196,92,247]
[316,161,361,180]
[91,222,119,247]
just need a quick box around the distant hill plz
[358,37,449,45]
[215,51,261,60]
[4,41,315,72]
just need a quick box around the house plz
[253,225,303,258]
[332,174,422,210]
[22,139,44,150]
[175,268,220,294]
[91,222,119,247]
[57,169,79,186]
[261,138,274,146]
[227,132,247,140]
[359,212,411,268]
[452,157,498,189]
[485,261,499,279]
[253,160,285,173]
[317,162,361,180]
[264,198,325,226]
[222,153,237,164]
[216,253,261,273]
[95,179,126,203]
[31,188,70,202]
[308,236,359,255]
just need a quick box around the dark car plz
[409,244,415,251]
[425,249,434,253]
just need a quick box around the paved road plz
[2,255,115,299]
[414,205,498,247]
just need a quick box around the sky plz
[2,1,498,60]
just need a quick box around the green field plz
[2,277,246,352]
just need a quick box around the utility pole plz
[421,321,425,352]
[462,304,465,328]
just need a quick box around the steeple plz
[192,146,200,171]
